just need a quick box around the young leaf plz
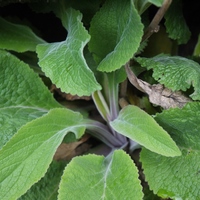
[88,0,143,72]
[19,161,67,200]
[135,55,200,100]
[0,17,45,52]
[37,8,101,96]
[110,105,181,157]
[58,150,143,200]
[0,50,61,148]
[0,108,85,200]
[140,102,200,199]
[164,0,191,44]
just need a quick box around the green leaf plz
[164,0,191,44]
[92,91,110,121]
[0,108,85,200]
[37,8,101,96]
[110,105,181,157]
[0,17,45,52]
[133,0,164,14]
[143,188,161,200]
[0,50,61,148]
[58,150,143,200]
[88,0,143,72]
[193,34,200,57]
[133,0,151,15]
[19,161,67,200]
[115,67,127,84]
[148,0,164,7]
[140,102,200,199]
[135,55,200,100]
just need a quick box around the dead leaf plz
[53,134,91,161]
[51,84,91,101]
[125,64,191,109]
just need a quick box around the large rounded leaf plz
[58,150,143,200]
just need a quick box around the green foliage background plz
[0,0,200,199]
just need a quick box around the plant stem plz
[92,70,131,147]
[104,73,128,144]
[107,72,119,121]
[84,120,124,148]
[92,90,110,122]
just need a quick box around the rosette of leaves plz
[1,0,197,199]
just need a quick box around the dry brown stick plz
[142,0,172,42]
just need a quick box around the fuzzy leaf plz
[140,102,200,199]
[37,8,101,96]
[58,150,143,200]
[0,50,61,148]
[88,0,143,72]
[165,0,191,44]
[0,17,45,52]
[19,161,67,200]
[110,105,181,157]
[135,55,200,100]
[0,108,85,200]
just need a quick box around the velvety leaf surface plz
[19,161,67,200]
[140,102,200,199]
[0,50,61,148]
[58,150,143,200]
[136,55,200,100]
[88,0,143,72]
[110,105,181,157]
[0,108,85,200]
[165,0,191,44]
[0,17,45,52]
[37,8,101,96]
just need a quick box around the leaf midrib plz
[0,105,49,112]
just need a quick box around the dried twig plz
[142,0,172,42]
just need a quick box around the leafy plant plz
[0,0,199,199]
